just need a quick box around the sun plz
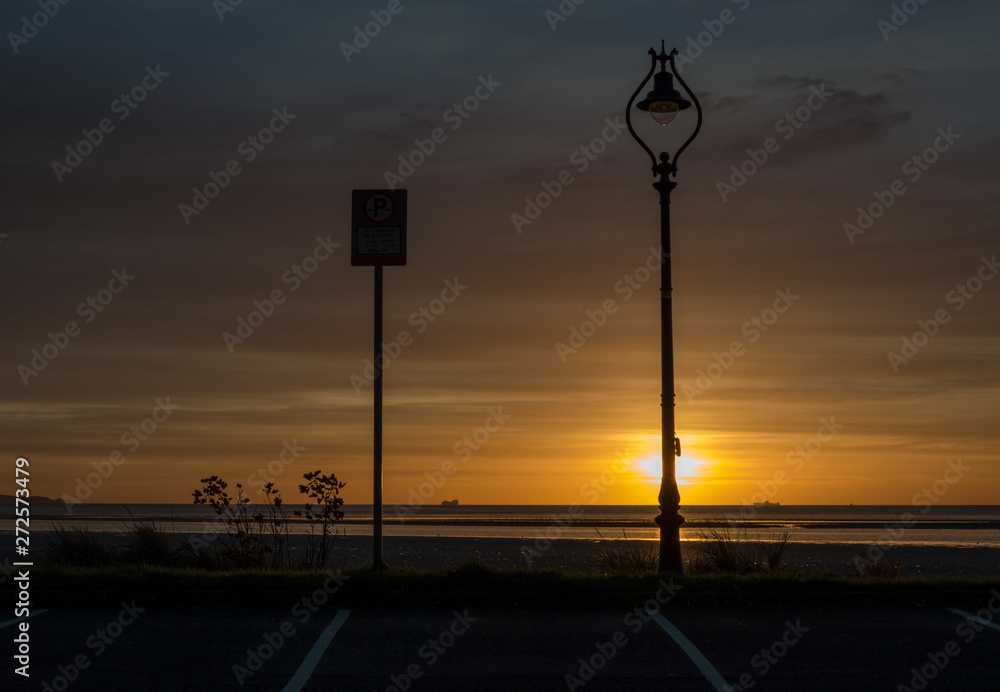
[612,435,712,502]
[635,451,704,486]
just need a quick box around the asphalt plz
[7,599,1000,691]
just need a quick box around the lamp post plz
[625,41,703,574]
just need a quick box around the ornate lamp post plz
[625,41,703,573]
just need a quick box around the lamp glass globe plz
[649,101,679,126]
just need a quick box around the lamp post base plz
[655,509,685,573]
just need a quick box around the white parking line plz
[0,609,48,629]
[947,608,1000,633]
[648,610,734,692]
[281,609,351,692]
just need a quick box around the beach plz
[46,530,990,578]
[5,503,1000,577]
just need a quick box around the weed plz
[593,530,657,574]
[687,523,791,574]
[43,524,118,567]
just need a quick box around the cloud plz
[712,76,911,165]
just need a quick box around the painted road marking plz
[0,609,48,629]
[281,609,351,692]
[948,608,1000,633]
[649,610,734,692]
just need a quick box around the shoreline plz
[7,516,1000,531]
[5,511,1000,531]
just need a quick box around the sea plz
[3,503,1000,548]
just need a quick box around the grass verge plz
[5,562,999,609]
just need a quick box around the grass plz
[593,530,657,574]
[592,525,793,577]
[121,518,193,567]
[852,556,904,578]
[25,518,997,608]
[42,519,200,569]
[687,524,791,575]
[7,562,1000,609]
[42,524,121,567]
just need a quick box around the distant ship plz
[752,501,780,508]
[441,499,459,506]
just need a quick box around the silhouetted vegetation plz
[42,517,192,568]
[294,470,346,569]
[43,525,120,567]
[852,555,904,578]
[191,470,345,570]
[41,471,346,571]
[593,530,657,574]
[12,563,1000,610]
[687,524,791,574]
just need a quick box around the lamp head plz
[636,70,692,125]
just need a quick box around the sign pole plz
[351,188,406,571]
[373,264,384,569]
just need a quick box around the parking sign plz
[352,189,407,266]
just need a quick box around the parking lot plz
[6,595,1000,691]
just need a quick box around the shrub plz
[191,470,346,571]
[294,470,346,570]
[192,476,291,570]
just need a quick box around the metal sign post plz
[351,189,407,569]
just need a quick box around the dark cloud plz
[713,77,910,164]
[881,67,930,84]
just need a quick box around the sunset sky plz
[4,0,998,508]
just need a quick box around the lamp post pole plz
[654,168,684,574]
[626,42,702,574]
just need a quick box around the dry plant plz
[687,523,791,574]
[43,524,119,567]
[593,529,657,574]
[852,555,904,578]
